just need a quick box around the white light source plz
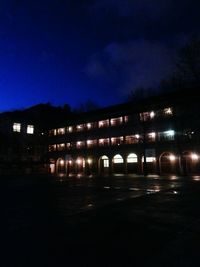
[191,153,199,160]
[169,154,176,161]
[87,158,92,164]
[150,111,155,118]
[76,159,82,165]
[165,130,175,136]
[60,160,65,165]
[135,134,140,139]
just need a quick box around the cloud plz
[85,39,174,95]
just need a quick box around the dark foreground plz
[3,175,200,266]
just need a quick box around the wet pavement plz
[3,174,200,266]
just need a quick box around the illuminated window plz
[67,126,73,132]
[57,143,65,151]
[110,117,123,126]
[142,157,156,162]
[53,129,57,135]
[158,130,175,141]
[66,143,71,149]
[87,123,92,129]
[147,132,156,142]
[127,153,138,163]
[111,136,124,146]
[99,138,110,146]
[27,125,34,134]
[99,119,109,128]
[87,139,97,147]
[101,155,109,167]
[140,111,155,121]
[77,124,84,131]
[124,116,129,123]
[76,141,85,148]
[113,154,124,163]
[13,123,21,132]
[57,128,65,135]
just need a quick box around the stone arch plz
[75,157,85,174]
[127,153,138,173]
[56,158,66,174]
[182,151,200,174]
[159,152,178,174]
[99,155,109,174]
[112,154,124,174]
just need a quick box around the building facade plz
[47,90,200,176]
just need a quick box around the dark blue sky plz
[0,0,200,111]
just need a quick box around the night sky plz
[0,0,200,111]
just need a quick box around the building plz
[47,89,200,176]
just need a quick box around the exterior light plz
[150,111,155,118]
[165,130,175,136]
[191,153,199,160]
[135,134,140,139]
[60,160,65,165]
[169,154,176,161]
[87,123,92,129]
[68,160,72,165]
[87,158,92,164]
[76,159,82,165]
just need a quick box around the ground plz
[3,174,200,266]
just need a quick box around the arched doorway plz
[99,155,109,174]
[56,158,66,174]
[113,154,124,174]
[182,152,200,174]
[75,157,85,174]
[160,152,178,174]
[127,153,138,173]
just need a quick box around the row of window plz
[13,123,34,134]
[49,130,175,152]
[49,107,173,136]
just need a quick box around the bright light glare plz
[191,153,199,160]
[169,154,176,161]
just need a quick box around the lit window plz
[140,111,155,121]
[147,132,156,142]
[67,126,73,132]
[87,123,92,129]
[127,153,138,163]
[27,125,34,134]
[99,119,109,128]
[77,124,84,131]
[53,129,57,135]
[101,155,109,167]
[57,143,65,151]
[99,138,109,146]
[57,128,65,135]
[142,157,156,162]
[76,141,85,148]
[110,117,123,126]
[113,154,124,163]
[13,123,21,132]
